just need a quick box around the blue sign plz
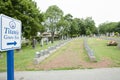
[0,14,21,51]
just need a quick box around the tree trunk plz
[51,32,54,43]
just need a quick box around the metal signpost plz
[0,14,21,80]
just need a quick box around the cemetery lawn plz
[27,38,120,71]
[0,41,59,72]
[88,38,120,67]
[0,38,120,72]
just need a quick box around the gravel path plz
[0,68,120,80]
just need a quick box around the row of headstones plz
[84,38,96,62]
[35,37,79,58]
[100,37,120,42]
[33,39,72,64]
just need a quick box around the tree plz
[98,22,118,34]
[78,18,86,35]
[64,14,73,38]
[84,17,96,35]
[57,16,70,39]
[69,18,79,37]
[115,22,120,33]
[0,0,44,39]
[86,27,92,35]
[45,5,63,43]
[57,16,97,37]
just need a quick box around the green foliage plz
[86,28,92,35]
[84,17,96,35]
[57,15,97,37]
[116,22,120,33]
[115,32,119,36]
[68,17,96,37]
[45,5,63,43]
[70,18,79,37]
[63,14,73,37]
[45,5,63,32]
[0,0,44,39]
[57,14,74,39]
[98,22,118,34]
[0,0,98,39]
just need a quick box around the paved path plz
[0,68,120,80]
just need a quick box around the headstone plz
[46,38,48,45]
[40,50,44,56]
[35,52,40,58]
[32,38,37,49]
[40,38,43,47]
[90,56,96,62]
[44,49,49,54]
[51,46,55,50]
[54,45,57,49]
[48,47,51,51]
[106,33,109,37]
[111,32,114,37]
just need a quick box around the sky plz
[34,0,120,26]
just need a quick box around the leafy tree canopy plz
[0,0,44,39]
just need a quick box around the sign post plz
[7,50,14,80]
[0,14,21,80]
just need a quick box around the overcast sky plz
[34,0,120,26]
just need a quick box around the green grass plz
[0,38,120,72]
[39,44,68,65]
[36,38,90,70]
[53,66,84,70]
[87,38,120,67]
[0,40,60,72]
[40,39,83,64]
[38,40,70,65]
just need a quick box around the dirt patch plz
[28,39,112,70]
[79,58,112,68]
